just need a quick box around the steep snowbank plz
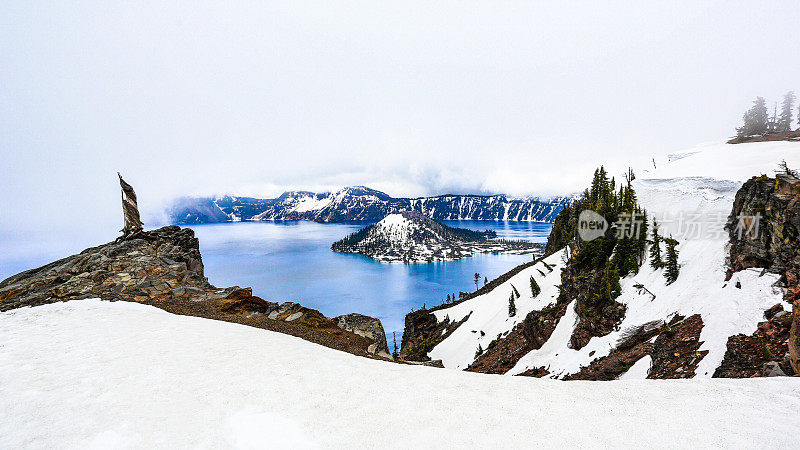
[428,140,800,378]
[2,300,799,448]
[428,250,566,369]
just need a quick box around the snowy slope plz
[2,299,800,448]
[428,140,800,378]
[428,250,566,369]
[365,213,420,247]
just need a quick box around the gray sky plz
[2,1,800,237]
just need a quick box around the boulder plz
[761,361,787,377]
[334,313,390,357]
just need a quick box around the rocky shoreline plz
[1,225,391,360]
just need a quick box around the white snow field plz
[2,299,800,449]
[428,140,800,378]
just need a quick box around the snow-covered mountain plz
[402,140,800,379]
[2,299,798,448]
[331,211,542,263]
[169,186,571,224]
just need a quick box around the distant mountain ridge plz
[169,186,571,224]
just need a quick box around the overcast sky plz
[2,1,800,237]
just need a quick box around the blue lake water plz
[0,220,552,342]
[189,220,552,340]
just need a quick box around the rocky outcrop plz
[332,211,542,263]
[563,320,663,381]
[334,313,391,358]
[399,256,553,362]
[399,307,471,362]
[714,304,795,377]
[170,186,571,224]
[557,263,627,350]
[726,172,800,375]
[1,226,212,310]
[646,315,707,379]
[558,315,707,380]
[726,130,800,145]
[0,226,390,359]
[468,302,569,374]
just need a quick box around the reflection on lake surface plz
[190,220,552,338]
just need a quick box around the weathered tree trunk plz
[118,173,144,238]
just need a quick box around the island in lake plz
[331,211,544,263]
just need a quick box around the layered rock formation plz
[334,313,391,357]
[1,226,390,359]
[721,172,800,375]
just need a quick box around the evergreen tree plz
[392,332,399,359]
[767,102,779,134]
[597,263,621,305]
[475,344,484,358]
[736,97,769,137]
[508,292,517,317]
[780,91,796,132]
[473,273,480,290]
[649,219,663,268]
[529,276,541,297]
[484,276,488,286]
[446,293,451,304]
[664,237,680,285]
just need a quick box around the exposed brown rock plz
[726,172,800,375]
[557,263,626,350]
[647,315,707,379]
[0,226,389,359]
[468,302,568,374]
[334,313,391,357]
[564,320,663,381]
[714,304,794,377]
[399,307,470,362]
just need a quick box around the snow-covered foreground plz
[2,300,800,449]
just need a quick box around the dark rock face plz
[726,130,800,145]
[647,315,707,379]
[714,304,795,377]
[564,320,663,381]
[399,308,471,362]
[727,173,800,276]
[559,315,708,381]
[334,313,390,357]
[558,264,627,351]
[469,302,569,374]
[170,187,571,224]
[0,226,214,311]
[0,226,390,359]
[726,173,800,375]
